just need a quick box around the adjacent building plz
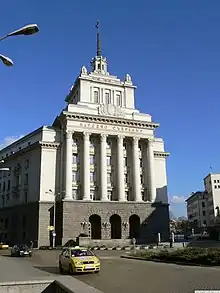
[0,26,170,247]
[186,173,220,231]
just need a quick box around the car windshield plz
[18,244,28,250]
[71,249,93,257]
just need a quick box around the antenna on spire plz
[95,20,102,57]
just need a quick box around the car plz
[11,244,32,257]
[0,242,9,250]
[59,246,100,274]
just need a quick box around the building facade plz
[186,173,220,231]
[186,191,209,231]
[0,28,170,247]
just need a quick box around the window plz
[140,159,143,168]
[72,155,77,164]
[72,189,77,200]
[25,159,29,169]
[72,172,77,182]
[124,174,128,184]
[3,182,5,192]
[24,174,28,185]
[24,191,28,204]
[203,220,207,225]
[123,157,127,167]
[214,180,217,183]
[90,191,95,200]
[202,211,206,216]
[72,138,77,146]
[107,173,111,184]
[107,191,112,200]
[141,191,145,201]
[7,180,10,191]
[90,172,94,182]
[107,157,111,166]
[218,180,220,183]
[116,93,122,106]
[97,63,101,70]
[125,191,129,201]
[202,202,205,208]
[140,174,143,184]
[105,92,111,104]
[90,156,94,165]
[94,91,99,103]
[215,185,217,189]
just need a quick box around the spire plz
[96,20,102,56]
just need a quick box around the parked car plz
[11,244,32,257]
[59,246,100,274]
[0,242,9,249]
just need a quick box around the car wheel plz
[68,264,74,275]
[59,262,63,274]
[29,253,32,257]
[95,271,100,274]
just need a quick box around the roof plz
[185,191,206,202]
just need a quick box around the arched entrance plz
[110,214,121,239]
[129,215,141,239]
[89,214,101,239]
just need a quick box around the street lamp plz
[0,24,39,42]
[46,189,64,248]
[0,54,13,67]
[0,24,39,67]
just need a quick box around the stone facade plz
[58,200,169,246]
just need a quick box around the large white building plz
[0,26,170,247]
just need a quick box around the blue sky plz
[1,1,220,217]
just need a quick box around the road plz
[2,249,220,293]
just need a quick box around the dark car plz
[11,244,32,257]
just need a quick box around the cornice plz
[154,151,170,158]
[62,111,159,130]
[39,141,60,149]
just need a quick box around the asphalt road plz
[2,249,220,293]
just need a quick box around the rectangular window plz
[90,156,94,165]
[24,174,28,185]
[202,210,206,216]
[123,157,127,167]
[72,155,77,164]
[24,192,28,204]
[140,174,143,184]
[140,159,143,168]
[72,172,77,182]
[116,93,122,106]
[94,91,99,103]
[202,202,205,208]
[105,92,111,104]
[3,182,5,192]
[107,173,111,184]
[7,180,10,191]
[90,191,95,200]
[72,189,77,200]
[25,159,29,169]
[90,172,94,182]
[214,180,217,183]
[107,157,111,166]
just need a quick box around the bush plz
[131,247,220,266]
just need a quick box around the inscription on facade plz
[79,122,143,133]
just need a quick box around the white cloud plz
[0,135,24,150]
[170,195,186,204]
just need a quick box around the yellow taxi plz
[0,243,9,249]
[59,246,100,274]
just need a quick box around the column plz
[117,135,126,201]
[65,131,73,200]
[132,137,142,201]
[147,138,156,202]
[83,132,91,200]
[100,134,108,201]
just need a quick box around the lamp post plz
[0,24,39,67]
[45,189,64,248]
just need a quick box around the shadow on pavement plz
[34,266,60,275]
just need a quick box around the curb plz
[120,255,220,268]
